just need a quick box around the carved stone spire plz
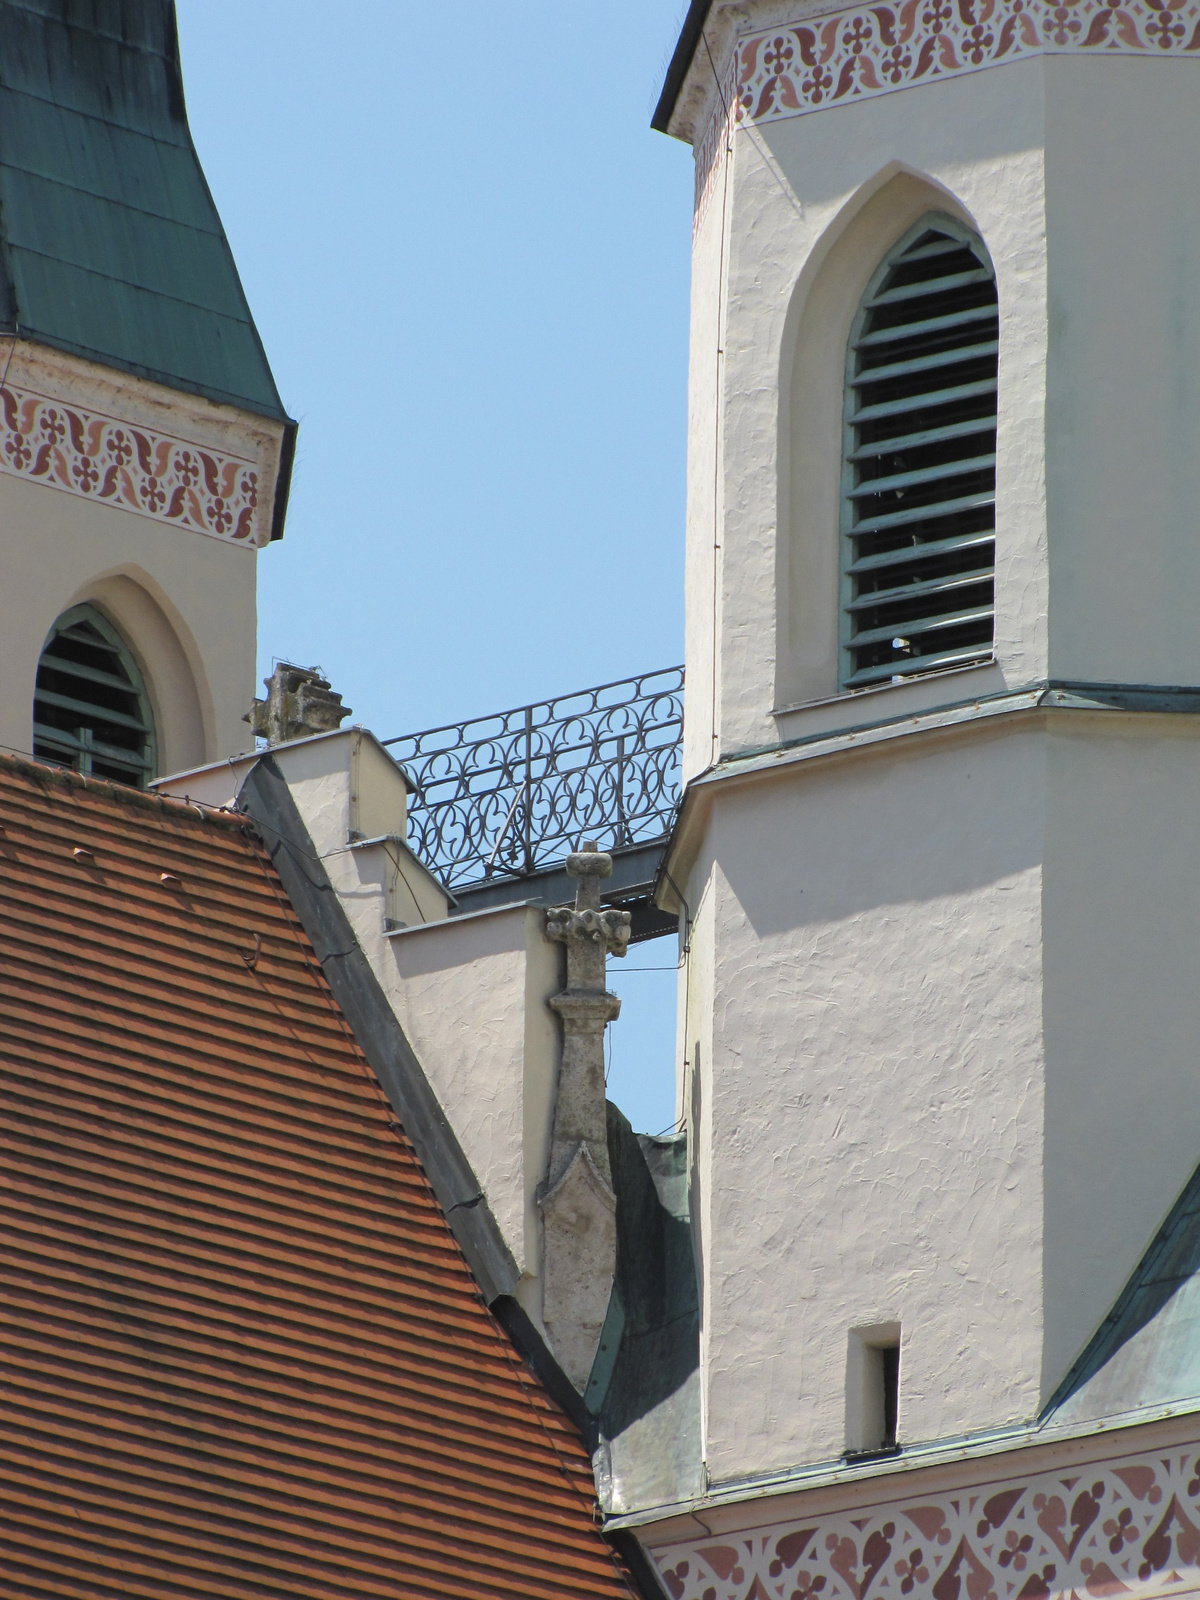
[540,841,631,1389]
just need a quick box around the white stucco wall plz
[685,49,1200,752]
[683,59,1049,769]
[389,905,562,1294]
[683,130,732,781]
[0,468,258,774]
[691,721,1047,1480]
[671,3,1200,1497]
[1040,718,1200,1389]
[674,709,1200,1488]
[1043,58,1200,685]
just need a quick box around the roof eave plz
[651,0,715,136]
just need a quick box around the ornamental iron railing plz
[384,666,684,892]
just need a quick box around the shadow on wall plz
[717,731,1043,942]
[600,1102,699,1438]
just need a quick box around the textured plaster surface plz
[1041,720,1200,1392]
[672,8,1200,1495]
[390,903,560,1280]
[687,48,1200,755]
[1043,58,1200,685]
[676,713,1200,1488]
[683,137,731,782]
[702,58,1048,760]
[695,725,1047,1480]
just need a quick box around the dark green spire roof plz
[0,0,291,435]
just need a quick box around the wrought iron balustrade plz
[384,666,684,893]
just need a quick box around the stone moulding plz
[0,354,281,546]
[649,1439,1200,1600]
[693,0,1200,230]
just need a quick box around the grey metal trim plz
[237,754,520,1305]
[604,1396,1200,1533]
[657,678,1200,905]
[269,419,296,543]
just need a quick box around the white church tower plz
[646,0,1200,1541]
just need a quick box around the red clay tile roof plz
[0,754,632,1600]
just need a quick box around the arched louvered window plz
[33,605,157,787]
[841,215,998,689]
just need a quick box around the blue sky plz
[174,2,695,1134]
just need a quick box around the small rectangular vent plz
[841,222,998,690]
[845,1323,902,1459]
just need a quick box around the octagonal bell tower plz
[656,0,1200,1488]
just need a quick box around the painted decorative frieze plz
[650,1443,1200,1600]
[0,377,264,545]
[693,0,1200,227]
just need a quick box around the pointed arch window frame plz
[33,603,158,787]
[839,211,999,691]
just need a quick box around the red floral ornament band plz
[0,380,263,544]
[694,0,1200,225]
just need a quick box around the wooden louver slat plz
[841,218,998,689]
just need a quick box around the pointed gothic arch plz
[33,604,158,786]
[776,170,993,710]
[839,213,998,689]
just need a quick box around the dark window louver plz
[841,218,998,689]
[33,607,156,787]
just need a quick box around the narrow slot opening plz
[881,1342,900,1450]
[845,1323,901,1460]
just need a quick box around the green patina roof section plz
[1047,1158,1200,1426]
[0,0,289,425]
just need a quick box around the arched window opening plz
[34,605,157,787]
[841,216,998,689]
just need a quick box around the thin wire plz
[701,27,728,119]
[706,29,733,765]
[382,838,430,925]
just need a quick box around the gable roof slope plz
[0,752,632,1599]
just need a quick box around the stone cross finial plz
[245,663,352,746]
[545,839,632,1001]
[539,842,631,1389]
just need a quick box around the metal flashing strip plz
[604,1392,1200,1532]
[704,678,1200,790]
[238,754,520,1305]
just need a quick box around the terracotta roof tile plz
[0,754,632,1599]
